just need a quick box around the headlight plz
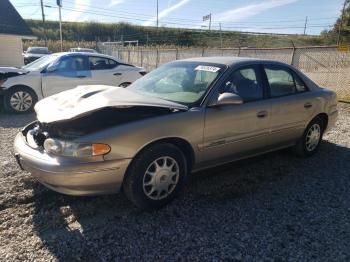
[0,79,7,87]
[43,138,110,157]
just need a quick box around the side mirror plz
[45,64,57,73]
[210,92,243,107]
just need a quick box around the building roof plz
[0,0,34,37]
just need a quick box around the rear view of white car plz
[0,52,146,113]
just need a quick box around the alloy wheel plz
[10,91,33,112]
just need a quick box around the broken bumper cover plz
[14,132,131,196]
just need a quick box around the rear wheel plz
[292,117,324,157]
[4,86,37,113]
[123,143,187,210]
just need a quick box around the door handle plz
[304,102,312,109]
[113,72,122,76]
[257,111,268,118]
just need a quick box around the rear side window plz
[264,66,296,97]
[89,57,118,70]
[222,66,263,102]
[293,73,308,92]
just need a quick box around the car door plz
[41,55,91,97]
[200,65,271,166]
[88,56,124,86]
[263,64,315,146]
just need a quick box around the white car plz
[0,52,146,113]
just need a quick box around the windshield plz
[22,54,59,71]
[128,62,225,105]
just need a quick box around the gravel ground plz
[0,103,350,261]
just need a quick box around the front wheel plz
[292,117,324,157]
[123,143,187,210]
[4,86,37,113]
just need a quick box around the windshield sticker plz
[195,65,220,73]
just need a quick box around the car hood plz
[0,67,27,74]
[35,85,188,123]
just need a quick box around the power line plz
[39,0,338,26]
[58,6,334,30]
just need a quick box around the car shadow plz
[29,140,350,260]
[0,112,36,128]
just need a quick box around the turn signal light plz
[92,144,111,156]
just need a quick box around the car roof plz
[54,52,119,61]
[176,56,288,67]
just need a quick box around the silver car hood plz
[35,85,188,123]
[0,67,27,74]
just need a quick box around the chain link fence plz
[98,43,350,102]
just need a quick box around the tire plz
[292,117,325,157]
[123,143,187,210]
[4,86,37,114]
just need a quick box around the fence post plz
[290,41,296,66]
[127,49,131,63]
[140,48,143,67]
[202,48,205,57]
[237,46,241,57]
[175,48,179,60]
[156,48,159,68]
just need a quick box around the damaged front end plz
[22,85,188,156]
[0,67,27,83]
[0,68,28,97]
[24,106,179,143]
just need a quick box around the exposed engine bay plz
[22,106,180,148]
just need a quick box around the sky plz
[10,0,345,35]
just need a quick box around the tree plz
[322,0,350,44]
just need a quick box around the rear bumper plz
[14,132,131,196]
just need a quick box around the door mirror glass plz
[46,63,57,73]
[211,92,243,107]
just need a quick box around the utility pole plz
[337,0,347,45]
[303,16,308,35]
[156,0,159,28]
[209,13,212,30]
[57,0,63,51]
[219,22,223,48]
[40,0,47,46]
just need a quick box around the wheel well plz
[314,113,328,130]
[134,137,195,172]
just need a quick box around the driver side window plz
[222,66,263,102]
